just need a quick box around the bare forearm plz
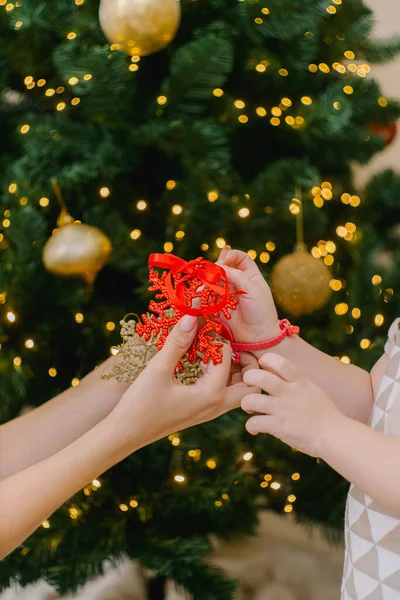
[0,356,129,479]
[0,411,138,560]
[257,335,373,422]
[320,415,400,515]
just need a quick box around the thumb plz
[155,315,198,371]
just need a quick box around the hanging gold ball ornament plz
[271,249,332,317]
[99,0,181,57]
[43,217,112,284]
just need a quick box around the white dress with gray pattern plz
[342,318,400,600]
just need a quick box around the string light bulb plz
[208,191,219,202]
[172,204,182,215]
[99,187,110,198]
[130,229,141,240]
[335,303,349,315]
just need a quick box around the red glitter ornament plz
[136,253,243,368]
[367,121,397,147]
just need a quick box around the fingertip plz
[245,420,259,436]
[217,245,231,264]
[220,342,232,364]
[243,369,260,385]
[240,396,251,413]
[179,315,198,333]
[258,352,280,368]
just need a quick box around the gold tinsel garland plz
[103,310,204,385]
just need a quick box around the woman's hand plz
[111,315,259,451]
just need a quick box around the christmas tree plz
[1,0,400,597]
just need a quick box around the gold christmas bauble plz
[43,223,112,284]
[99,0,181,57]
[271,250,332,317]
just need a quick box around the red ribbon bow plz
[149,253,234,317]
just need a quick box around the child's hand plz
[112,315,259,450]
[241,353,345,458]
[217,247,280,344]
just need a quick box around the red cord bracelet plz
[219,319,300,364]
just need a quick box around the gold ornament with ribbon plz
[42,181,112,284]
[271,190,332,317]
[99,0,181,57]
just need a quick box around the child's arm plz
[320,414,400,515]
[218,248,374,423]
[0,316,257,559]
[242,353,400,516]
[0,355,130,480]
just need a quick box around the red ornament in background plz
[367,121,397,147]
[136,253,243,367]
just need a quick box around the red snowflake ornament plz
[136,253,242,368]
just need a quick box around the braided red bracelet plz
[219,319,300,364]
